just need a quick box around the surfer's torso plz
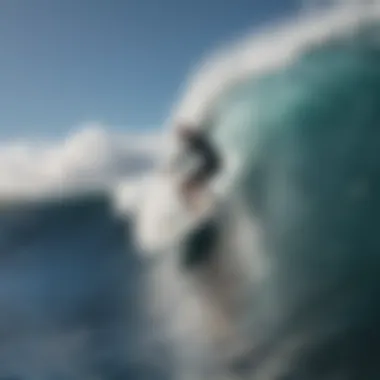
[182,131,221,185]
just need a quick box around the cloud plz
[0,122,163,201]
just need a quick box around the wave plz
[135,2,380,379]
[136,2,380,261]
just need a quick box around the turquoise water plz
[200,21,380,378]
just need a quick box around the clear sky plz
[0,0,299,138]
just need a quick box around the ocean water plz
[0,194,173,379]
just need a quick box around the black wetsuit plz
[180,131,221,269]
[184,132,221,186]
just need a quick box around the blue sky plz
[0,0,299,138]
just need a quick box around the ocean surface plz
[0,194,171,380]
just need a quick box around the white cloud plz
[0,122,163,202]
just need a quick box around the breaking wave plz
[135,2,380,379]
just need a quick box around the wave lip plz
[173,1,380,126]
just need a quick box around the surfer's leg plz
[180,166,213,212]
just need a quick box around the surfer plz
[176,123,222,210]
